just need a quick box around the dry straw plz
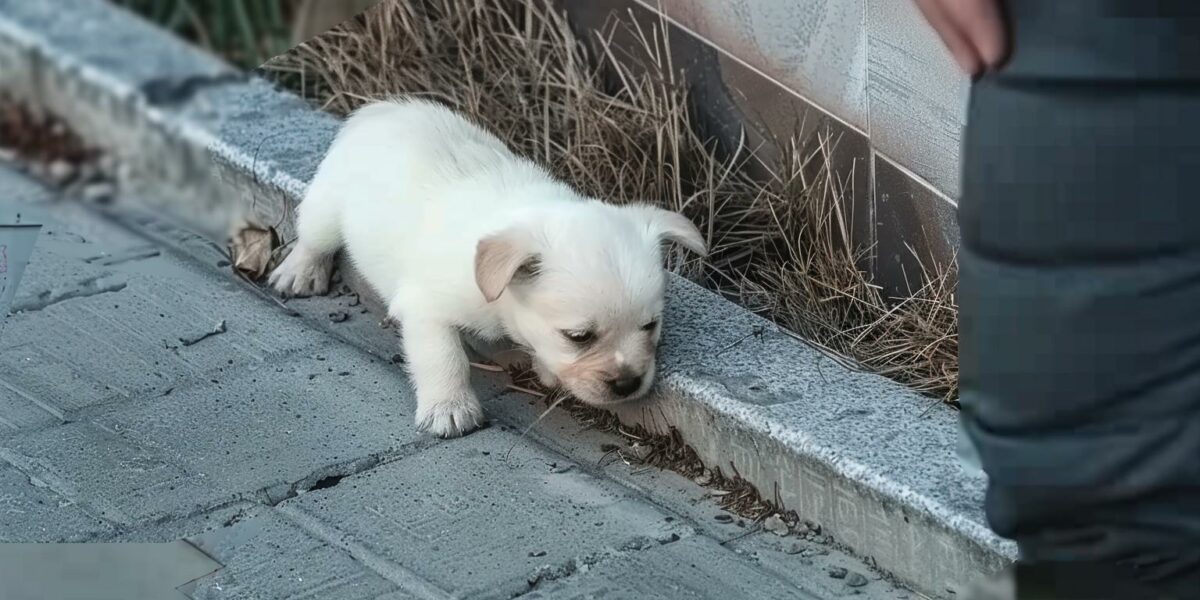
[260,0,958,402]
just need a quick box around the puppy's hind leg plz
[270,183,341,297]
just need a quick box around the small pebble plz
[391,354,404,364]
[47,160,75,184]
[528,550,546,558]
[763,514,790,536]
[625,443,651,461]
[76,162,98,183]
[328,311,349,323]
[784,543,804,555]
[337,371,351,376]
[693,472,712,486]
[829,567,848,580]
[846,572,869,587]
[98,154,118,175]
[714,514,733,523]
[620,536,655,551]
[81,181,115,203]
[656,532,680,544]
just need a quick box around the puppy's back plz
[337,98,515,181]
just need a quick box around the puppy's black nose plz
[607,375,642,397]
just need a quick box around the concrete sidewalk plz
[0,166,910,598]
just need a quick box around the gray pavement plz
[0,165,911,599]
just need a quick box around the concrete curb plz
[0,1,1016,596]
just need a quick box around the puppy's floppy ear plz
[475,228,539,303]
[628,204,708,257]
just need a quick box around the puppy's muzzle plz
[606,373,644,398]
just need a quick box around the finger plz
[946,0,1010,70]
[912,0,984,75]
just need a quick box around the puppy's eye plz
[641,319,658,332]
[562,330,595,344]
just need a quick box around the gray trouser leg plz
[958,1,1200,588]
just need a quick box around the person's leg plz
[958,3,1200,597]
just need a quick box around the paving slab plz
[1,333,436,530]
[0,342,435,525]
[0,462,114,542]
[0,541,221,600]
[278,426,695,599]
[519,535,820,600]
[0,190,335,437]
[487,391,914,600]
[185,507,405,600]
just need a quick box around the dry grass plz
[259,0,958,402]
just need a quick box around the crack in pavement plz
[84,247,161,266]
[10,275,127,313]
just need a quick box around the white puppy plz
[269,98,706,438]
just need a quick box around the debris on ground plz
[178,320,227,346]
[846,571,870,587]
[506,364,810,526]
[228,219,280,281]
[0,97,100,167]
[328,311,349,323]
[81,181,116,204]
[1,96,122,201]
[625,443,652,462]
[763,514,790,537]
[495,364,894,584]
[829,567,848,580]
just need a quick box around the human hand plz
[912,0,1009,76]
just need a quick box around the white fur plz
[270,98,705,438]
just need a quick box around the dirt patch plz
[1,99,99,168]
[507,366,804,530]
[0,96,119,201]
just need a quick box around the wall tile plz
[874,152,958,298]
[866,0,969,199]
[654,0,869,132]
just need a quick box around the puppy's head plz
[475,201,706,406]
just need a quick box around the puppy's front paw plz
[268,246,333,297]
[416,393,486,438]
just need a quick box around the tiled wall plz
[562,0,966,296]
